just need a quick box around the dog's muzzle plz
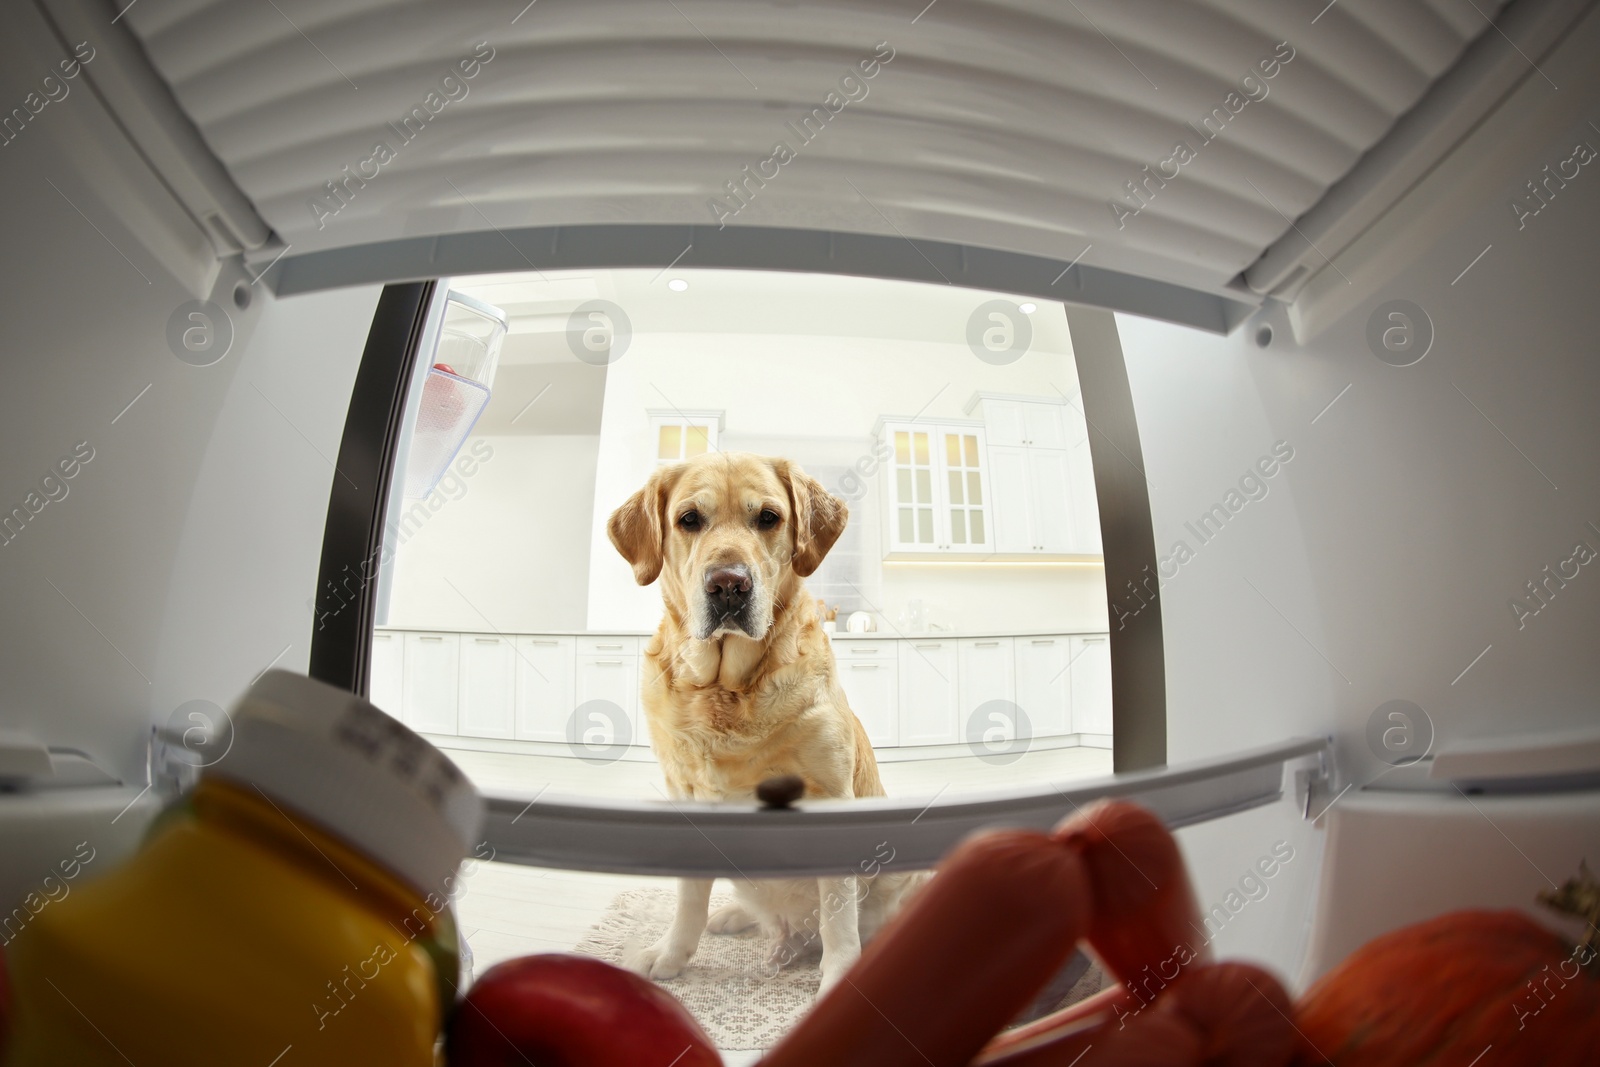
[702,563,755,636]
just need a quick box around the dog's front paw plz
[816,955,857,996]
[627,935,694,981]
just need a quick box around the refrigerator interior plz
[1,0,1598,1059]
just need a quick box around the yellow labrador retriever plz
[608,451,919,992]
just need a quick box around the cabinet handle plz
[593,644,624,650]
[849,648,880,655]
[974,641,1000,648]
[1031,639,1056,645]
[850,663,880,670]
[1082,637,1106,644]
[474,638,499,644]
[419,637,443,642]
[593,660,624,666]
[914,643,942,650]
[530,640,559,646]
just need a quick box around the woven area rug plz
[574,888,822,1051]
[574,886,1108,1052]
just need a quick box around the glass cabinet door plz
[941,429,988,549]
[884,423,989,554]
[892,427,937,548]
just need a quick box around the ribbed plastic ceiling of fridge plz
[121,0,1511,294]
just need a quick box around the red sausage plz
[1160,961,1296,1067]
[978,995,1201,1067]
[978,963,1295,1067]
[1052,801,1211,991]
[973,985,1135,1064]
[757,829,1091,1067]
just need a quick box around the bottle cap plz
[205,669,483,900]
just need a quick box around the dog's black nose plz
[705,565,753,611]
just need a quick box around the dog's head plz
[607,452,847,641]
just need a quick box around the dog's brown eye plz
[758,509,780,530]
[678,510,701,531]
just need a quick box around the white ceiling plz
[453,265,1079,434]
[116,0,1517,301]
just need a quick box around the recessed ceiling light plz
[1018,302,1037,314]
[667,279,689,292]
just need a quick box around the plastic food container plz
[1,670,482,1067]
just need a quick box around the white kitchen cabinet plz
[982,399,1027,448]
[980,398,1066,449]
[575,653,642,747]
[369,630,404,719]
[402,632,460,735]
[957,638,1015,734]
[514,636,575,742]
[967,394,1100,557]
[898,640,959,745]
[879,420,991,555]
[1027,448,1074,553]
[373,627,1107,751]
[1014,636,1071,738]
[459,635,516,738]
[987,446,1030,554]
[1069,635,1113,736]
[1023,403,1067,449]
[835,646,898,747]
[990,446,1073,554]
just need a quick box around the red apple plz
[447,953,721,1067]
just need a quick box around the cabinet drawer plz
[576,635,640,656]
[835,640,895,659]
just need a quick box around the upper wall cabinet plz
[876,420,992,557]
[980,398,1068,450]
[965,394,1101,557]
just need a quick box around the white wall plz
[584,274,1104,634]
[1135,14,1600,986]
[385,434,600,631]
[0,3,383,789]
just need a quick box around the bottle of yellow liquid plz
[2,670,482,1066]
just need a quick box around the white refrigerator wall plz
[1142,21,1600,980]
[0,4,380,787]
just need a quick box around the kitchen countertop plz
[829,629,1106,639]
[375,626,1109,639]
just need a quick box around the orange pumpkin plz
[1294,910,1600,1065]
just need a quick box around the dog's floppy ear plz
[776,460,848,578]
[608,464,684,586]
